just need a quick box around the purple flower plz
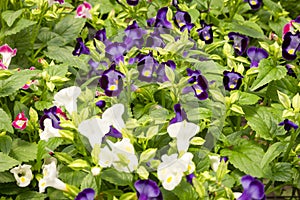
[282,32,300,60]
[197,21,213,44]
[223,70,243,90]
[40,106,62,130]
[124,21,146,50]
[72,37,90,56]
[170,104,188,124]
[137,53,158,82]
[285,64,297,78]
[279,119,298,131]
[75,188,95,200]
[186,173,196,184]
[105,126,122,138]
[146,32,165,48]
[238,175,265,200]
[183,69,209,100]
[244,0,262,10]
[127,0,139,6]
[105,42,127,63]
[153,7,172,29]
[99,63,125,96]
[147,18,156,27]
[228,32,249,56]
[134,179,162,200]
[247,47,268,67]
[172,0,178,7]
[95,100,106,109]
[94,29,107,42]
[156,60,176,82]
[174,10,194,32]
[186,68,201,83]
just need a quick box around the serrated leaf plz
[4,19,37,36]
[0,135,12,154]
[243,106,285,140]
[101,168,133,186]
[0,108,13,133]
[0,70,38,98]
[59,167,87,187]
[165,65,175,83]
[15,191,47,200]
[250,60,287,91]
[230,21,265,39]
[36,138,63,168]
[172,181,199,199]
[0,171,15,183]
[68,159,90,170]
[260,142,286,168]
[238,92,261,105]
[0,152,20,172]
[80,173,98,193]
[1,9,23,27]
[9,139,37,162]
[292,93,300,112]
[271,162,293,182]
[230,104,244,114]
[220,140,265,177]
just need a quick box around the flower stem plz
[282,129,300,162]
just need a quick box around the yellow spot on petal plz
[20,176,26,183]
[41,181,46,187]
[143,70,151,77]
[205,36,210,41]
[250,0,257,5]
[229,84,235,89]
[188,165,191,171]
[195,88,203,95]
[166,176,173,183]
[288,49,295,55]
[109,85,117,91]
[16,120,26,127]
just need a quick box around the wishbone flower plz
[10,164,33,187]
[0,44,17,68]
[40,118,62,141]
[76,1,92,19]
[53,86,81,115]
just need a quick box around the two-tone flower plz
[40,106,62,131]
[123,21,146,50]
[169,104,188,124]
[223,70,243,91]
[228,32,249,56]
[72,38,90,56]
[237,175,265,200]
[12,112,28,130]
[99,63,125,96]
[105,42,127,63]
[156,60,176,82]
[150,7,172,29]
[76,1,92,19]
[53,86,81,114]
[10,164,33,187]
[75,188,95,200]
[244,0,262,10]
[0,44,17,68]
[174,10,194,32]
[282,32,300,60]
[279,119,298,131]
[197,21,213,44]
[247,47,268,67]
[282,16,300,36]
[137,53,159,82]
[134,179,163,200]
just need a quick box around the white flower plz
[157,152,194,191]
[208,155,220,172]
[167,120,199,153]
[53,86,81,114]
[107,138,138,173]
[102,104,125,132]
[78,118,110,148]
[0,44,17,68]
[98,146,114,168]
[40,118,61,141]
[10,164,33,187]
[91,166,101,176]
[233,192,242,199]
[39,158,67,193]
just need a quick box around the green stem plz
[282,129,300,162]
[265,183,289,195]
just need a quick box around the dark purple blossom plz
[170,104,188,124]
[75,188,95,200]
[191,75,209,100]
[72,37,90,56]
[223,70,243,90]
[186,173,196,184]
[134,179,162,200]
[99,63,125,96]
[105,126,122,138]
[186,68,201,83]
[197,21,213,44]
[247,47,269,67]
[156,60,176,82]
[127,0,139,6]
[286,64,297,78]
[124,21,146,50]
[153,7,172,29]
[137,53,158,82]
[94,29,107,42]
[96,100,106,109]
[172,0,178,7]
[279,119,298,131]
[244,0,262,10]
[88,59,103,78]
[238,175,265,200]
[105,42,127,63]
[146,32,165,48]
[228,32,249,56]
[174,10,194,32]
[40,106,62,130]
[282,32,300,60]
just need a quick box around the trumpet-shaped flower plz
[247,47,269,67]
[279,119,298,131]
[72,37,90,56]
[76,1,92,19]
[0,60,7,69]
[102,103,125,132]
[0,44,17,68]
[228,32,249,56]
[40,106,62,131]
[282,32,300,60]
[39,158,67,193]
[197,21,213,44]
[107,138,138,173]
[244,0,262,10]
[12,112,28,130]
[169,104,188,124]
[53,86,81,114]
[10,164,33,187]
[78,118,110,148]
[223,70,243,91]
[134,179,163,200]
[183,69,209,100]
[40,118,62,141]
[137,53,159,82]
[238,175,265,200]
[124,21,146,50]
[105,42,127,63]
[153,7,172,29]
[174,10,194,32]
[156,60,176,83]
[208,155,221,172]
[167,120,199,153]
[157,152,194,190]
[98,146,114,168]
[75,188,95,200]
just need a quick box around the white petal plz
[40,119,61,141]
[209,155,220,172]
[98,146,114,168]
[53,86,81,114]
[102,104,125,132]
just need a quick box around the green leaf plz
[230,21,265,39]
[277,90,291,109]
[188,9,200,23]
[172,181,199,199]
[80,173,97,193]
[0,135,12,154]
[4,19,37,36]
[250,60,287,91]
[0,70,38,98]
[1,9,23,27]
[260,142,287,168]
[0,108,13,133]
[0,152,20,172]
[0,171,15,183]
[15,191,47,200]
[68,159,90,170]
[139,148,157,163]
[230,104,244,114]
[59,166,87,187]
[9,139,37,162]
[238,92,261,105]
[101,168,133,186]
[271,162,293,182]
[119,193,137,200]
[264,0,282,13]
[243,106,285,140]
[220,140,265,177]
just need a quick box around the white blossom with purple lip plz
[247,46,269,67]
[48,0,64,6]
[40,118,62,141]
[0,44,17,68]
